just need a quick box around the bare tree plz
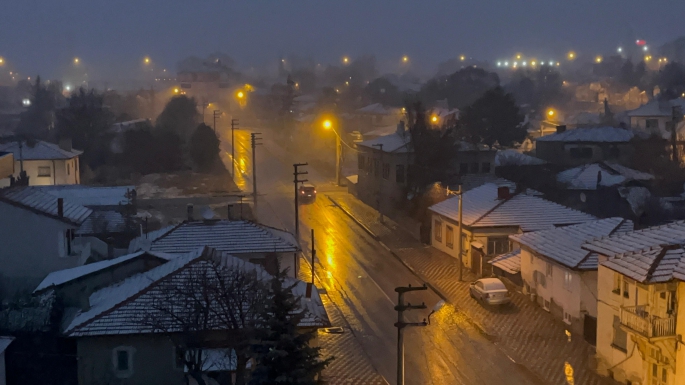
[140,255,269,385]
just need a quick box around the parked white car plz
[469,278,511,306]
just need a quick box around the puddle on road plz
[564,361,575,385]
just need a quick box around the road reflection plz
[223,130,251,191]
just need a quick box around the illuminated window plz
[38,166,51,177]
[446,226,454,249]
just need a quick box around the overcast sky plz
[2,0,684,79]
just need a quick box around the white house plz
[0,337,13,385]
[428,182,596,277]
[0,140,81,187]
[511,217,633,343]
[127,217,301,278]
[584,221,685,385]
[0,187,95,296]
[627,97,685,136]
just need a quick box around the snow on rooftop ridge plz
[0,140,82,160]
[495,149,547,167]
[0,187,92,225]
[536,127,635,143]
[602,244,685,283]
[583,220,685,258]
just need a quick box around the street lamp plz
[342,56,349,64]
[0,57,4,65]
[173,87,180,94]
[547,108,556,118]
[237,91,244,99]
[567,51,575,60]
[431,115,439,123]
[73,57,79,64]
[402,56,409,63]
[323,119,342,186]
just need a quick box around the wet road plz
[219,127,544,385]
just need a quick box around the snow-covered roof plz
[495,149,547,167]
[75,210,127,235]
[602,245,685,283]
[0,336,13,354]
[429,182,596,232]
[109,119,150,134]
[129,220,299,255]
[34,250,173,293]
[33,185,136,207]
[627,98,685,118]
[357,103,397,115]
[583,221,685,258]
[565,112,601,126]
[536,127,636,143]
[0,186,92,226]
[358,132,411,153]
[557,162,654,190]
[65,247,329,337]
[510,218,633,270]
[0,140,82,160]
[488,250,521,274]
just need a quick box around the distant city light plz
[0,57,4,65]
[497,62,502,67]
[522,61,527,66]
[531,61,536,66]
[173,88,179,94]
[73,58,79,64]
[460,55,465,61]
[431,115,438,123]
[516,54,522,60]
[595,56,603,63]
[617,47,623,53]
[504,61,509,67]
[643,46,649,52]
[144,57,150,64]
[549,61,554,65]
[65,85,72,91]
[343,56,349,63]
[402,56,409,63]
[567,51,575,60]
[22,98,30,107]
[547,109,556,117]
[636,39,646,46]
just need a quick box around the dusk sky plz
[2,0,685,79]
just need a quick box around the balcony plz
[620,305,676,339]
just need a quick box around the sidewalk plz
[327,191,613,385]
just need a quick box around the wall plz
[675,282,685,385]
[536,141,633,167]
[0,158,79,187]
[356,148,412,216]
[0,202,81,296]
[78,335,185,385]
[630,116,670,137]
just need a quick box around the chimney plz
[305,282,313,298]
[396,121,406,137]
[497,186,511,200]
[556,125,567,134]
[227,204,233,220]
[58,138,72,152]
[187,203,194,221]
[57,198,64,218]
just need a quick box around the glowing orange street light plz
[73,57,80,64]
[402,56,409,63]
[431,115,439,123]
[237,91,245,99]
[173,88,180,94]
[0,57,4,65]
[547,108,556,119]
[342,56,349,64]
[144,57,151,64]
[323,120,332,129]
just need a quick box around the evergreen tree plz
[189,123,220,171]
[250,268,332,385]
[457,86,526,147]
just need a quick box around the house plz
[627,97,685,137]
[0,140,81,187]
[43,246,328,385]
[535,126,639,166]
[0,187,93,295]
[428,182,596,277]
[556,162,654,191]
[355,103,402,132]
[356,122,496,216]
[511,218,633,344]
[127,217,300,278]
[584,221,685,385]
[0,337,13,385]
[0,186,138,296]
[0,152,12,180]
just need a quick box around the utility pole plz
[251,133,262,208]
[394,284,428,385]
[311,229,316,286]
[231,118,239,177]
[293,163,308,241]
[372,143,384,223]
[670,106,683,165]
[456,185,464,281]
[213,110,220,134]
[335,131,342,186]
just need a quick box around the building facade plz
[0,140,81,187]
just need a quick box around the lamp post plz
[323,120,342,186]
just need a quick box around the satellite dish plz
[201,207,216,220]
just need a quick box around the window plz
[612,315,627,352]
[481,162,491,173]
[374,159,380,176]
[486,237,510,255]
[569,147,593,159]
[38,166,51,177]
[546,262,553,277]
[563,311,572,324]
[623,281,630,298]
[563,271,573,291]
[646,118,659,130]
[434,220,442,243]
[612,273,622,295]
[382,163,390,180]
[395,164,405,184]
[650,364,668,385]
[446,226,454,249]
[460,163,468,174]
[112,347,135,378]
[470,162,479,173]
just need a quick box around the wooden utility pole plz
[457,185,463,281]
[293,163,308,241]
[311,229,316,286]
[671,106,683,165]
[251,133,262,208]
[394,285,427,385]
[231,119,239,176]
[372,143,384,223]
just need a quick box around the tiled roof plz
[430,182,596,232]
[65,247,329,337]
[0,336,13,354]
[34,250,173,292]
[583,221,685,258]
[0,140,82,160]
[489,250,521,274]
[510,218,633,270]
[536,127,636,143]
[35,185,136,207]
[0,187,92,225]
[130,220,300,255]
[602,245,685,283]
[358,132,411,153]
[627,98,685,117]
[557,162,654,190]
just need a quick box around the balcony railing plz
[620,305,676,338]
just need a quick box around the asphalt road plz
[219,126,545,385]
